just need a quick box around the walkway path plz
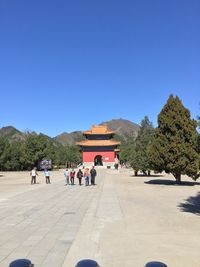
[0,169,200,267]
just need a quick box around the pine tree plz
[120,135,136,168]
[131,116,154,175]
[148,95,199,183]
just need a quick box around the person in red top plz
[70,169,76,185]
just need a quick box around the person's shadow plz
[178,192,200,215]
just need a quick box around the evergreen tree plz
[197,111,200,153]
[6,141,22,171]
[131,116,154,175]
[148,95,199,183]
[20,134,40,169]
[0,137,10,171]
[65,145,82,165]
[197,134,200,154]
[120,135,136,167]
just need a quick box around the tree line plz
[120,95,200,183]
[0,133,81,171]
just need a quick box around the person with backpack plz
[70,169,76,185]
[76,169,83,185]
[90,166,97,185]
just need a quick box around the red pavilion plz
[77,125,120,167]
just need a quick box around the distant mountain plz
[54,131,85,145]
[0,126,25,141]
[54,118,140,145]
[100,118,140,142]
[0,126,52,143]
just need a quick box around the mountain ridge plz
[0,118,140,145]
[0,126,25,141]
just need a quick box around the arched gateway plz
[94,155,103,166]
[77,125,120,168]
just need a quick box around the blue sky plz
[0,0,199,137]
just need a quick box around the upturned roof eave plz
[83,131,115,135]
[76,141,121,147]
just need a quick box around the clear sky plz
[0,0,199,137]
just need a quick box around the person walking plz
[64,168,70,185]
[84,168,90,186]
[44,168,51,184]
[70,169,76,185]
[76,169,83,185]
[90,166,97,185]
[30,167,38,184]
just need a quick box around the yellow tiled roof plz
[76,140,120,147]
[83,125,114,135]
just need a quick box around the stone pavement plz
[0,169,200,267]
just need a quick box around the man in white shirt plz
[30,167,38,184]
[64,168,70,185]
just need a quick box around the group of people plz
[30,166,97,186]
[64,166,97,186]
[30,167,51,184]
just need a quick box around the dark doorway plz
[94,155,103,166]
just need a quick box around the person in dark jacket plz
[90,166,97,185]
[76,169,83,185]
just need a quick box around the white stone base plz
[82,162,115,168]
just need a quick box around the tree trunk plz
[134,170,138,176]
[143,170,147,176]
[174,173,181,184]
[148,170,151,176]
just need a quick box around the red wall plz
[83,151,115,163]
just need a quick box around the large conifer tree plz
[148,95,199,183]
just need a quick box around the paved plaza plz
[0,168,200,267]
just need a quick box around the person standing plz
[90,166,97,185]
[30,167,38,184]
[114,157,119,170]
[44,168,51,184]
[64,168,70,185]
[76,169,83,185]
[70,169,76,185]
[84,168,90,186]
